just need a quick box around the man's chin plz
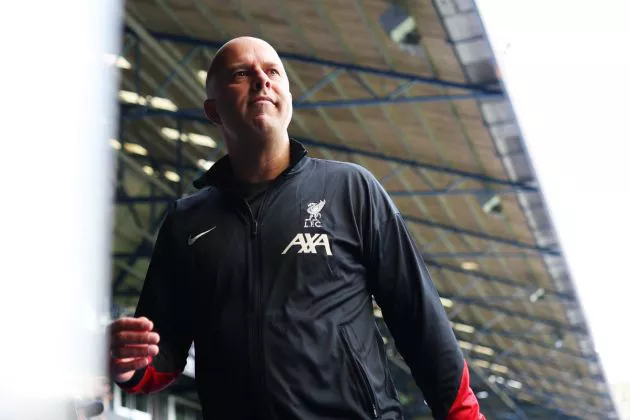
[249,116,277,133]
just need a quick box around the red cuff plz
[447,360,486,420]
[121,356,180,394]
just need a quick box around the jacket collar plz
[193,138,308,189]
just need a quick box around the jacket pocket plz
[339,326,379,419]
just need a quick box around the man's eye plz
[234,71,248,77]
[269,69,280,75]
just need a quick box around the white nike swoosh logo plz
[187,226,216,245]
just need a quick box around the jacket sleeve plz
[363,180,485,420]
[117,206,194,394]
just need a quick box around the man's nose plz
[252,69,271,91]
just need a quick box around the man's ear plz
[203,99,221,125]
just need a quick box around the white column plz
[0,0,122,417]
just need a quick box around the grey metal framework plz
[110,0,617,418]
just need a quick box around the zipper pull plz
[252,220,258,237]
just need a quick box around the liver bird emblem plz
[305,200,326,227]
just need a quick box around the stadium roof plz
[110,0,617,418]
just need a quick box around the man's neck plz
[227,132,291,183]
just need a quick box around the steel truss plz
[110,9,613,419]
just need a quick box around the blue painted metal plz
[447,295,522,304]
[297,68,345,102]
[121,34,137,57]
[116,14,608,418]
[494,344,516,364]
[296,136,536,191]
[416,235,446,252]
[505,379,607,415]
[155,46,200,97]
[444,176,466,190]
[406,215,560,255]
[471,349,577,375]
[409,167,437,190]
[432,3,615,413]
[448,298,587,335]
[116,124,126,182]
[118,106,537,191]
[470,313,505,351]
[293,91,502,109]
[425,251,537,259]
[446,34,485,45]
[114,288,144,297]
[124,28,502,95]
[176,118,184,196]
[496,374,606,415]
[113,239,151,291]
[443,276,478,322]
[113,252,143,259]
[451,319,596,362]
[470,345,606,395]
[386,81,415,99]
[483,117,517,128]
[150,184,157,227]
[113,139,200,171]
[117,186,144,229]
[113,206,170,292]
[378,166,405,185]
[116,195,173,205]
[134,34,141,95]
[428,260,575,302]
[388,187,535,196]
[346,71,378,98]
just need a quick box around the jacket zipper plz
[340,328,379,419]
[241,174,289,415]
[239,197,263,414]
[245,188,273,415]
[254,189,272,406]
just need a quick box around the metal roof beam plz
[116,194,173,205]
[124,28,502,95]
[388,187,536,196]
[428,260,574,302]
[445,297,587,335]
[119,111,559,280]
[112,147,176,289]
[124,15,203,101]
[426,251,537,259]
[119,106,536,191]
[407,216,559,255]
[472,354,604,394]
[292,92,502,109]
[292,136,535,191]
[502,384,608,418]
[429,0,616,412]
[117,186,145,229]
[296,68,344,101]
[451,319,596,362]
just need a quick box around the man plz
[109,36,485,420]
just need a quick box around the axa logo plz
[304,200,326,228]
[281,233,332,256]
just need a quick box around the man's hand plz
[109,317,160,383]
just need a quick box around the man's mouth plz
[251,96,273,104]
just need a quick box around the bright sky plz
[475,0,630,417]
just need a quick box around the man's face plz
[205,38,292,137]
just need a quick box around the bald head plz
[205,36,285,99]
[201,35,293,140]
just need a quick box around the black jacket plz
[119,140,483,420]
